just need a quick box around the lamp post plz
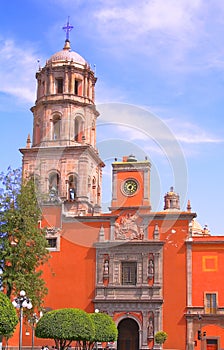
[29,313,39,350]
[12,290,32,350]
[94,309,100,350]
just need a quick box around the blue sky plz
[0,0,224,234]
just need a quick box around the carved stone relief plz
[114,213,144,240]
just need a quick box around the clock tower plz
[110,154,151,212]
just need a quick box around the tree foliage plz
[35,308,95,350]
[0,167,50,310]
[0,292,18,338]
[154,331,168,345]
[89,312,118,343]
[35,308,118,350]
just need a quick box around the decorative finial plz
[187,199,191,212]
[153,223,159,240]
[26,134,31,149]
[62,17,74,42]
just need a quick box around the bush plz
[154,331,168,344]
[35,308,94,350]
[0,292,18,338]
[90,312,118,342]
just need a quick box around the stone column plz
[142,311,149,347]
[186,318,195,350]
[77,156,88,198]
[49,71,53,95]
[112,171,117,201]
[143,169,150,202]
[70,70,75,94]
[154,252,161,286]
[84,74,88,97]
[142,253,149,284]
[97,253,104,285]
[154,309,161,333]
[110,220,115,240]
[64,68,69,93]
[60,158,67,199]
[108,254,115,285]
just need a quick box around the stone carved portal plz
[118,318,139,350]
[115,213,144,240]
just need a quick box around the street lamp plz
[12,290,32,350]
[94,309,100,350]
[28,313,39,350]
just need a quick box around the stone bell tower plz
[20,20,104,215]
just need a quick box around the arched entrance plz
[117,318,139,350]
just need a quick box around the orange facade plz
[191,238,224,350]
[8,26,224,350]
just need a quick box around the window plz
[52,115,61,140]
[92,176,96,189]
[122,262,137,285]
[49,172,60,198]
[74,116,84,142]
[205,293,217,314]
[75,80,79,95]
[206,339,218,350]
[46,228,60,251]
[56,78,63,93]
[68,174,77,201]
[47,238,57,248]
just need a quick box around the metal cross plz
[63,17,74,41]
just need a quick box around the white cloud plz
[91,0,224,72]
[94,0,203,51]
[164,119,224,144]
[0,39,39,103]
[96,0,201,35]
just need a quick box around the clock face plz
[122,179,138,196]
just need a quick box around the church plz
[10,22,224,350]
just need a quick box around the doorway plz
[117,318,139,350]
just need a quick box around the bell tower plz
[20,20,104,215]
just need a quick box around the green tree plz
[0,292,18,339]
[89,312,118,348]
[0,168,50,310]
[35,308,95,350]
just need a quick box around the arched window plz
[49,172,60,197]
[74,116,84,142]
[52,115,61,140]
[68,174,77,201]
[92,176,96,189]
[74,80,79,95]
[56,78,63,93]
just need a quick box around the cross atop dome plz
[62,17,74,42]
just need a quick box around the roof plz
[47,39,87,67]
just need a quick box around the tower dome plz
[35,21,97,106]
[164,186,180,211]
[47,39,88,68]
